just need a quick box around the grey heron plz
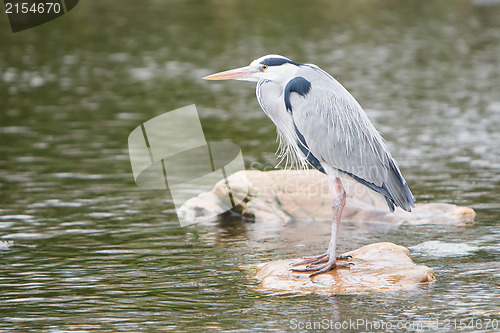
[203,55,415,277]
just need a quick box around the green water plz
[0,0,499,331]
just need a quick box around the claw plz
[337,254,352,260]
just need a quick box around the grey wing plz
[289,65,415,212]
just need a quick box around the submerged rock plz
[252,242,436,295]
[178,170,475,224]
[410,240,480,257]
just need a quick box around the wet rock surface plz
[179,170,476,224]
[252,242,436,295]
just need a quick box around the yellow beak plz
[203,66,252,80]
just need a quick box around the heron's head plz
[203,54,301,83]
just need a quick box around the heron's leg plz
[290,176,352,277]
[326,175,345,263]
[289,176,350,266]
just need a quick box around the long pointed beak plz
[203,66,253,80]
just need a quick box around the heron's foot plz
[290,260,353,278]
[290,253,352,267]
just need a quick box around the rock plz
[252,242,436,295]
[178,170,475,225]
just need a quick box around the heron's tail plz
[383,159,415,212]
[342,158,415,212]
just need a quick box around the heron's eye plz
[261,65,268,71]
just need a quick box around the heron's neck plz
[267,64,302,86]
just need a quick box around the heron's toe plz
[289,253,328,267]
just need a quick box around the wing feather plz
[289,65,415,211]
